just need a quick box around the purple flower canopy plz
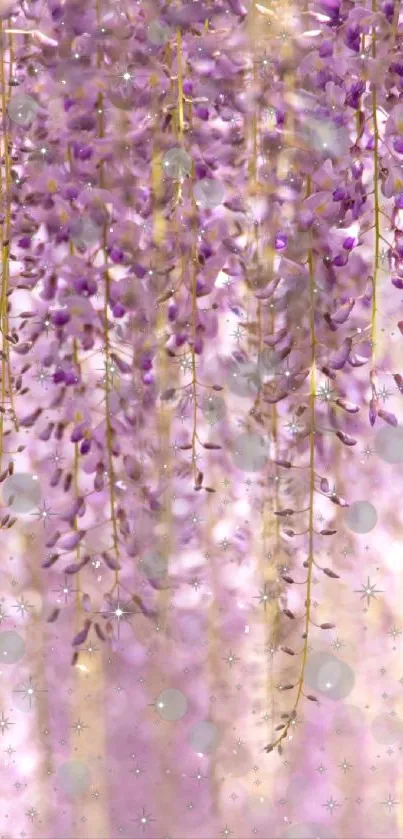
[0,0,402,837]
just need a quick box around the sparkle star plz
[191,767,207,782]
[53,575,77,604]
[339,758,352,773]
[0,712,14,736]
[31,500,57,528]
[13,676,47,710]
[317,380,334,402]
[101,589,134,639]
[323,796,340,815]
[26,806,38,822]
[255,583,275,611]
[387,626,401,642]
[223,649,240,668]
[332,637,346,652]
[354,577,383,607]
[376,385,392,403]
[382,794,398,814]
[134,808,155,832]
[71,718,87,736]
[13,596,33,619]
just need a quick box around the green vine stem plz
[266,176,317,752]
[370,0,380,365]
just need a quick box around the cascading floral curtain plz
[0,0,403,837]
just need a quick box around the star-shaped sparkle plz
[323,796,340,815]
[13,596,33,619]
[382,794,398,814]
[31,500,57,528]
[53,575,78,605]
[387,626,402,642]
[101,589,134,639]
[354,576,383,607]
[223,649,240,669]
[0,712,14,736]
[134,807,156,832]
[71,718,88,736]
[13,676,47,710]
[254,583,276,611]
[339,758,352,773]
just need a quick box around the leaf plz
[72,620,92,646]
[81,593,92,613]
[378,409,398,427]
[275,508,294,517]
[349,353,368,367]
[157,288,174,303]
[94,622,106,641]
[102,551,121,571]
[323,567,340,579]
[320,529,337,536]
[274,459,292,469]
[306,694,319,702]
[64,562,82,575]
[264,743,275,753]
[330,493,349,507]
[256,3,276,16]
[278,683,295,691]
[47,608,60,623]
[41,553,60,568]
[263,327,288,346]
[336,430,357,446]
[161,388,176,401]
[320,622,336,629]
[281,646,295,656]
[328,338,352,370]
[202,442,222,450]
[369,397,378,426]
[283,609,295,619]
[394,373,403,393]
[329,298,355,325]
[335,398,359,413]
[282,575,295,584]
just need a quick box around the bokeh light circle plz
[162,148,192,179]
[305,652,355,700]
[194,179,225,209]
[2,473,41,514]
[142,552,168,580]
[8,93,39,125]
[227,358,260,398]
[155,689,188,722]
[375,425,403,464]
[231,432,268,472]
[58,760,91,797]
[189,721,220,755]
[345,500,377,534]
[202,394,226,424]
[371,713,403,745]
[0,631,25,664]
